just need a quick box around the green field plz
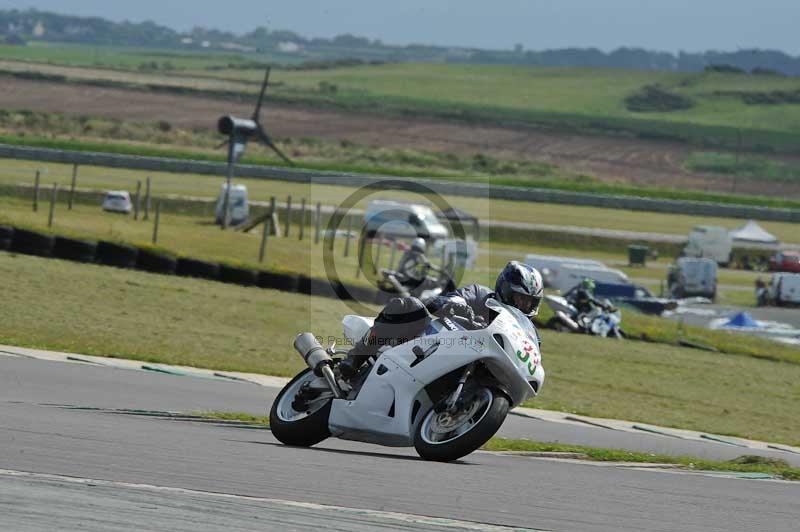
[4,105,800,209]
[0,42,297,70]
[2,51,800,154]
[1,250,798,446]
[2,195,795,364]
[1,158,798,244]
[686,151,800,184]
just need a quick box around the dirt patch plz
[1,76,798,197]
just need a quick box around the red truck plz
[769,251,800,273]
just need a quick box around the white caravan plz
[683,225,733,265]
[524,254,607,288]
[546,263,631,293]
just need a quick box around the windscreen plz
[485,297,540,344]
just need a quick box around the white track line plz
[4,343,800,455]
[0,469,546,532]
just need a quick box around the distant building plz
[201,40,211,48]
[278,41,300,53]
[220,42,256,52]
[33,21,45,37]
[180,37,194,45]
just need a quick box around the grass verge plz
[193,411,270,426]
[4,131,800,211]
[176,412,800,480]
[1,252,799,445]
[2,157,800,245]
[483,438,800,480]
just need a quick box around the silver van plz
[668,257,717,299]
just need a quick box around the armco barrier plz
[53,236,96,263]
[1,224,378,303]
[0,225,13,251]
[1,144,799,223]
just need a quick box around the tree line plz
[2,9,799,76]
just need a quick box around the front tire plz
[414,387,509,462]
[270,369,332,447]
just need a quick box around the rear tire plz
[414,387,509,462]
[269,369,332,447]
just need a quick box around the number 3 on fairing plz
[515,349,536,375]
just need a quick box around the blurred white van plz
[668,257,717,299]
[683,225,732,266]
[769,273,800,306]
[215,183,249,226]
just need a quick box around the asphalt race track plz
[1,355,799,531]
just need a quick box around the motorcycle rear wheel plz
[414,387,509,462]
[270,369,332,447]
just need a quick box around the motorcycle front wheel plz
[414,387,509,462]
[270,369,332,447]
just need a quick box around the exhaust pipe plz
[556,311,581,332]
[294,333,332,375]
[294,333,342,399]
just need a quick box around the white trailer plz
[524,254,607,288]
[547,264,631,294]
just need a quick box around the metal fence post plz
[284,196,292,237]
[68,164,78,210]
[33,170,40,212]
[298,198,306,241]
[47,183,58,228]
[134,180,142,220]
[344,214,352,257]
[144,177,151,221]
[152,202,161,244]
[356,236,366,278]
[259,218,270,263]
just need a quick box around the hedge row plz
[0,225,376,301]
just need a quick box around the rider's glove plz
[444,301,474,320]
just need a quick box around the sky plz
[3,0,799,55]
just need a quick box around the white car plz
[364,200,450,241]
[102,191,133,214]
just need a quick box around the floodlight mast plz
[216,67,293,229]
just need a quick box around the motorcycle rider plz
[569,278,614,315]
[339,261,544,379]
[395,237,438,290]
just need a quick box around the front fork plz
[436,362,475,414]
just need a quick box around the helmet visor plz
[511,292,541,316]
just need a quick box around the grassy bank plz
[4,57,800,155]
[1,251,799,445]
[483,438,800,480]
[686,151,800,184]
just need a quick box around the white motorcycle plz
[544,294,625,339]
[270,298,545,462]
